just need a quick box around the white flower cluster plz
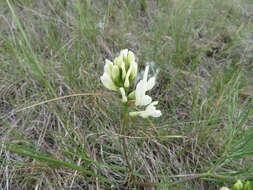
[101,49,162,118]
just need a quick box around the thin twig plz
[111,132,187,139]
[1,92,111,120]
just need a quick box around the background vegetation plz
[1,0,253,189]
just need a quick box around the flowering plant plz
[100,49,162,118]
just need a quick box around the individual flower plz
[129,101,162,118]
[232,180,243,190]
[220,187,230,190]
[100,59,118,91]
[135,65,156,106]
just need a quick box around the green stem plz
[121,103,133,179]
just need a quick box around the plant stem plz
[121,103,133,180]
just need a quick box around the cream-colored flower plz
[100,73,117,91]
[135,65,156,106]
[129,101,162,118]
[100,59,118,91]
[220,187,230,190]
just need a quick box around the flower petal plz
[130,62,138,81]
[111,65,120,82]
[150,110,162,117]
[124,65,132,88]
[114,56,123,67]
[135,80,146,106]
[143,65,149,82]
[130,101,162,118]
[141,95,152,106]
[220,187,230,190]
[146,77,156,91]
[100,73,117,91]
[120,49,128,59]
[127,50,135,63]
[104,59,113,74]
[121,62,126,80]
[119,87,127,103]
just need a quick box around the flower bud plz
[114,56,123,67]
[126,50,135,64]
[104,59,113,74]
[243,181,251,190]
[100,73,117,91]
[121,62,126,80]
[232,180,243,190]
[120,49,128,59]
[111,65,120,82]
[124,65,132,88]
[130,61,138,81]
[119,88,127,103]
